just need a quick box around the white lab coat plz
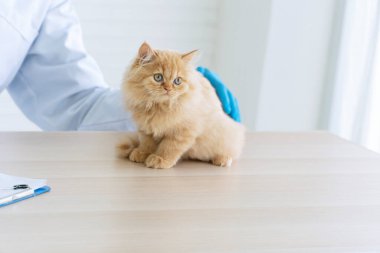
[0,0,135,131]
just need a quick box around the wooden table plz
[0,132,380,252]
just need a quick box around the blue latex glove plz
[197,66,241,122]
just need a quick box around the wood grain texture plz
[0,132,380,253]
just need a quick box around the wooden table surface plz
[0,132,380,253]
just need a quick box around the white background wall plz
[214,0,272,130]
[0,0,340,132]
[255,0,339,131]
[75,0,221,87]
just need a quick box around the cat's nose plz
[163,85,172,91]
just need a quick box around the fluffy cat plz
[117,42,245,169]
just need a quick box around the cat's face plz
[127,42,198,103]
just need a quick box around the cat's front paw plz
[145,154,175,169]
[129,148,150,163]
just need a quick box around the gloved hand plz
[197,66,241,122]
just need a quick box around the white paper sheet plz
[0,173,47,202]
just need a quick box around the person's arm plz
[7,0,135,131]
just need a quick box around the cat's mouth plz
[163,90,173,96]
[160,91,178,100]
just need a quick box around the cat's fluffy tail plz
[116,132,139,158]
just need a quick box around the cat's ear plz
[181,49,199,63]
[138,42,155,64]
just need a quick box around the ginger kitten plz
[118,42,245,169]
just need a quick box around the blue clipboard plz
[0,186,51,208]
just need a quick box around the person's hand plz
[197,66,241,122]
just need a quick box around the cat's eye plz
[173,77,182,85]
[153,73,164,82]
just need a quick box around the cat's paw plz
[129,148,150,163]
[212,155,233,167]
[116,143,134,158]
[145,154,175,169]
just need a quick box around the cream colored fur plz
[117,42,245,169]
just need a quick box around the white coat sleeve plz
[6,0,136,131]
